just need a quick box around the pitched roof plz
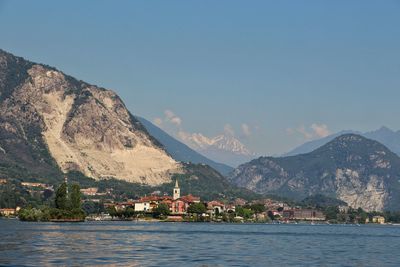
[180,194,200,203]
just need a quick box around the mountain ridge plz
[229,134,400,211]
[285,126,400,157]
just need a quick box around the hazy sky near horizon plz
[0,0,399,155]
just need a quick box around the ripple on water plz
[1,220,400,266]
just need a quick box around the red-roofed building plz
[233,198,247,206]
[162,180,201,214]
[80,187,99,196]
[180,194,200,204]
[171,199,186,214]
[114,202,135,211]
[207,201,226,215]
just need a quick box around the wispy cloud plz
[164,109,182,126]
[241,123,251,138]
[297,125,313,139]
[311,123,330,138]
[287,123,331,140]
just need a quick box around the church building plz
[173,179,180,200]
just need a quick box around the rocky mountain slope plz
[137,117,233,175]
[229,134,400,211]
[285,126,400,157]
[0,49,181,185]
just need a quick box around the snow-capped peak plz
[181,132,253,156]
[211,135,253,156]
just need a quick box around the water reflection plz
[1,220,400,266]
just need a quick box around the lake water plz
[1,219,399,266]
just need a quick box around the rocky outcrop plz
[229,134,400,211]
[0,49,181,185]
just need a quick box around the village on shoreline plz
[0,178,395,225]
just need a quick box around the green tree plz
[153,203,170,218]
[236,206,254,220]
[124,207,135,218]
[69,184,82,210]
[55,183,68,210]
[43,189,53,200]
[267,210,275,221]
[107,206,117,218]
[324,206,339,221]
[250,203,266,221]
[82,201,96,215]
[188,203,206,221]
[356,207,368,224]
[68,184,85,220]
[188,203,206,214]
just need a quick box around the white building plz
[134,202,151,212]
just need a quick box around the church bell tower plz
[173,179,180,200]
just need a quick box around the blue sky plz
[0,0,399,155]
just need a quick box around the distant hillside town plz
[0,177,398,224]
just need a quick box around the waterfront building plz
[139,195,173,212]
[114,202,134,211]
[0,208,19,216]
[207,201,225,215]
[372,216,385,224]
[270,210,283,217]
[134,201,151,212]
[171,199,186,214]
[225,205,236,213]
[282,209,325,221]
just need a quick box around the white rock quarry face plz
[335,168,387,212]
[17,65,181,185]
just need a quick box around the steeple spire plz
[64,176,68,194]
[173,178,180,200]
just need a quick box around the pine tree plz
[69,184,82,210]
[55,182,68,210]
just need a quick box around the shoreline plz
[1,217,395,226]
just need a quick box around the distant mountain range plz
[3,48,400,210]
[136,117,233,175]
[178,132,255,167]
[229,134,400,211]
[285,126,400,157]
